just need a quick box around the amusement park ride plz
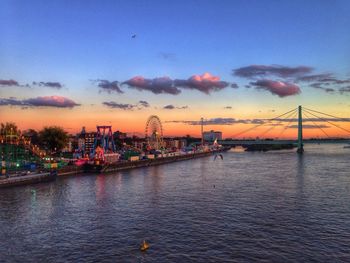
[0,131,44,174]
[0,115,168,173]
[145,115,164,151]
[91,125,119,164]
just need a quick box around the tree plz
[22,129,40,145]
[39,126,68,153]
[0,122,20,136]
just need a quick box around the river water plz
[0,144,349,262]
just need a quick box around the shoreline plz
[0,171,57,188]
[0,147,230,188]
[84,148,229,174]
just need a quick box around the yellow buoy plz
[140,240,150,251]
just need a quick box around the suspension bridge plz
[218,106,350,153]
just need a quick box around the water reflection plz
[0,144,349,262]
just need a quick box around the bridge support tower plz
[297,105,304,154]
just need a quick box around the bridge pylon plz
[297,105,304,154]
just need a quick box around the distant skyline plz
[1,0,350,138]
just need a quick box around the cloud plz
[163,104,175,109]
[94,79,123,93]
[224,106,232,109]
[231,83,239,89]
[297,73,350,85]
[24,96,80,108]
[138,100,150,107]
[0,79,19,86]
[233,65,313,79]
[339,86,350,94]
[174,73,229,94]
[296,73,334,82]
[295,73,350,94]
[159,52,176,60]
[309,83,335,93]
[32,81,63,89]
[99,73,233,95]
[163,104,188,110]
[275,117,350,123]
[103,100,151,110]
[123,76,181,95]
[167,118,265,126]
[250,79,301,97]
[167,116,350,126]
[0,98,25,106]
[0,96,80,108]
[103,101,135,110]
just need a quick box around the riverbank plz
[0,171,57,188]
[84,148,229,174]
[0,147,230,187]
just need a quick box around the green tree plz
[0,122,20,143]
[22,129,40,145]
[39,126,68,153]
[0,122,20,136]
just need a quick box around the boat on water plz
[140,240,150,251]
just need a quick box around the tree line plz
[1,122,68,153]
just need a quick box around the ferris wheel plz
[145,115,164,150]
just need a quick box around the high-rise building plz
[203,130,222,141]
[78,127,96,155]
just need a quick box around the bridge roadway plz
[218,139,350,146]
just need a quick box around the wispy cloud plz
[167,116,350,126]
[103,102,135,110]
[163,104,188,110]
[0,79,20,86]
[123,76,181,95]
[138,100,150,107]
[288,124,330,129]
[32,81,63,89]
[103,100,151,110]
[93,79,123,93]
[167,118,265,126]
[233,65,313,79]
[339,86,350,94]
[158,52,176,60]
[296,73,350,94]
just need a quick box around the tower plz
[297,105,304,154]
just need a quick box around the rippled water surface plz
[1,144,350,262]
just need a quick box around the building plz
[203,130,222,141]
[113,130,127,140]
[78,127,96,155]
[62,135,76,153]
[164,139,187,150]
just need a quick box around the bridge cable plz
[303,109,350,135]
[232,107,298,138]
[303,107,350,122]
[259,108,297,138]
[303,111,330,138]
[276,109,298,139]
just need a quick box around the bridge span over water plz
[204,106,350,153]
[218,139,350,147]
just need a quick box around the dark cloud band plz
[0,96,80,108]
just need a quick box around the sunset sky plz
[1,0,350,139]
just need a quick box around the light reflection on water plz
[0,144,350,262]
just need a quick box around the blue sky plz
[2,0,350,80]
[1,0,350,136]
